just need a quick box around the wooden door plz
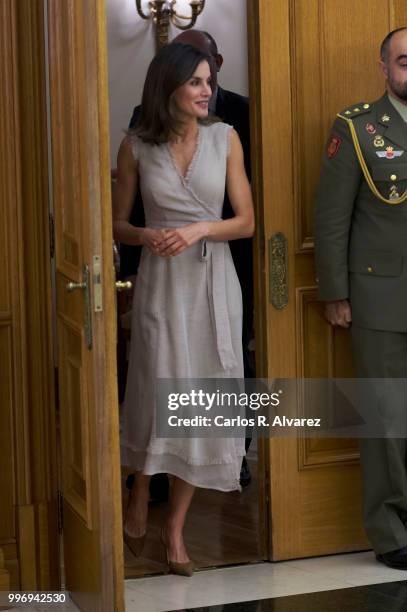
[248,0,407,560]
[47,1,124,609]
[1,0,60,591]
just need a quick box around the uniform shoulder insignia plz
[326,133,342,159]
[338,102,371,120]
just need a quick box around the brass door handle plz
[66,281,86,292]
[115,281,132,292]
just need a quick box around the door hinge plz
[57,490,63,534]
[49,213,55,259]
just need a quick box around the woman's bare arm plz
[112,137,164,250]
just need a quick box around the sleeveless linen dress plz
[120,122,245,492]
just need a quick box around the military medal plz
[365,123,376,134]
[373,135,384,147]
[389,185,400,200]
[376,146,404,159]
[386,146,395,159]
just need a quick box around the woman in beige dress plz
[113,42,254,576]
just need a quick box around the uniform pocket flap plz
[371,163,407,182]
[349,250,403,276]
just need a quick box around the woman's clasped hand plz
[144,222,208,257]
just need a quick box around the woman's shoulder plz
[120,133,141,162]
[202,121,234,142]
[203,120,233,133]
[202,121,235,155]
[123,131,157,162]
[126,131,143,147]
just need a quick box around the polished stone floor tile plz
[125,586,164,612]
[289,551,407,586]
[124,552,407,611]
[125,562,347,611]
[367,580,407,598]
[177,581,407,611]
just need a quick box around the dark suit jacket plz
[119,86,253,336]
[315,94,407,332]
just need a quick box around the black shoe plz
[376,546,407,569]
[240,457,252,488]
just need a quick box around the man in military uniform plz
[315,27,407,569]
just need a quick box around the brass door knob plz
[115,281,132,292]
[66,281,86,292]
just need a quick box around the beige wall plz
[106,0,248,164]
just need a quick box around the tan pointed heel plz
[123,485,148,558]
[167,558,194,577]
[123,530,146,558]
[160,528,194,577]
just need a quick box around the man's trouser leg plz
[351,325,407,554]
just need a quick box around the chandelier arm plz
[194,0,205,16]
[171,18,198,30]
[135,0,153,20]
[170,12,196,20]
[170,0,204,26]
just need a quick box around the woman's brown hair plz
[134,43,216,144]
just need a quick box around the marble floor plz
[125,551,407,611]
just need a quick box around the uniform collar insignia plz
[365,123,376,134]
[373,94,407,151]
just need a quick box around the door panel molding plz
[299,438,359,470]
[58,316,92,527]
[49,1,84,280]
[0,0,59,589]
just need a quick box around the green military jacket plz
[314,93,407,332]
